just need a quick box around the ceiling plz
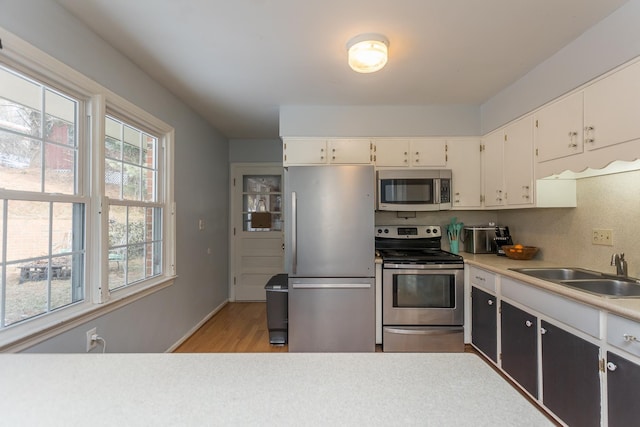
[56,0,628,139]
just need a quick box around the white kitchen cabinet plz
[374,138,410,167]
[503,116,534,207]
[481,130,505,208]
[584,60,640,152]
[447,138,482,209]
[283,138,372,166]
[409,138,447,167]
[327,139,372,164]
[534,91,584,163]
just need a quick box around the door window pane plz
[242,175,282,232]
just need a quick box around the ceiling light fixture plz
[346,33,389,73]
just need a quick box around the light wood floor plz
[174,302,288,352]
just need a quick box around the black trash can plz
[264,274,288,345]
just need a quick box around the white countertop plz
[0,353,552,426]
[463,254,640,322]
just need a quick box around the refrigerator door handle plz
[291,191,297,275]
[291,283,372,289]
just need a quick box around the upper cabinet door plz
[534,92,584,162]
[482,130,505,208]
[327,139,372,164]
[409,139,447,167]
[584,60,640,151]
[374,139,410,167]
[283,139,328,165]
[504,116,534,207]
[447,138,482,209]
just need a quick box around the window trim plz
[0,26,176,351]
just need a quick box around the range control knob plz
[426,228,432,233]
[377,229,383,235]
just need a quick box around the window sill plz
[0,275,176,352]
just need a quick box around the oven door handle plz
[383,263,463,270]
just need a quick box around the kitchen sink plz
[510,267,640,298]
[510,267,603,281]
[559,279,640,298]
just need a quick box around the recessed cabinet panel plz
[501,301,538,398]
[607,351,640,427]
[471,286,497,362]
[534,92,584,162]
[541,320,600,427]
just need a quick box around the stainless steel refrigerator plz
[285,165,375,352]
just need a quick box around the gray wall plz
[481,0,640,133]
[229,139,283,163]
[279,105,480,137]
[1,0,229,352]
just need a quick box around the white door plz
[230,163,284,301]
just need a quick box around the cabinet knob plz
[585,126,594,131]
[568,131,578,137]
[585,138,595,144]
[487,300,494,306]
[607,361,618,372]
[568,143,578,148]
[623,334,638,343]
[332,156,336,160]
[415,159,419,163]
[332,148,336,152]
[415,152,419,155]
[525,320,533,327]
[540,327,547,335]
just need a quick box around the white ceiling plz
[56,0,628,139]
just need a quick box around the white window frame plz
[0,27,176,351]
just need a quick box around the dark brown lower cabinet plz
[607,351,640,427]
[471,286,497,362]
[541,320,600,427]
[500,301,538,398]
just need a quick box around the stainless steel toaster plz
[462,226,506,254]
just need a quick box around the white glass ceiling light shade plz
[347,34,389,73]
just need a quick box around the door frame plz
[229,162,284,301]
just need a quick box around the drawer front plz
[469,266,496,293]
[607,314,640,358]
[501,277,600,338]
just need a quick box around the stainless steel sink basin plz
[510,267,603,281]
[560,279,640,298]
[509,267,640,298]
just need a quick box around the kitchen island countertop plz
[0,352,552,426]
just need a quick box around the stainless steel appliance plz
[462,225,507,254]
[376,225,464,352]
[285,165,375,352]
[376,169,452,211]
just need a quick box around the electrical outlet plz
[592,229,613,246]
[86,327,97,352]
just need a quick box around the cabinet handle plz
[475,276,485,282]
[607,362,618,372]
[487,300,494,306]
[568,142,578,148]
[525,320,533,327]
[623,334,638,343]
[415,159,419,163]
[585,138,595,144]
[585,126,594,132]
[540,327,547,335]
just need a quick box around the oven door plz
[382,266,463,325]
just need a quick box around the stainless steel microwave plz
[376,169,452,211]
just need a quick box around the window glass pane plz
[108,205,127,248]
[141,168,156,202]
[0,200,4,262]
[6,200,49,262]
[127,243,145,283]
[108,248,126,291]
[50,254,74,310]
[52,203,74,255]
[44,89,75,146]
[142,135,156,169]
[5,263,48,325]
[123,125,141,164]
[0,66,42,138]
[243,175,280,192]
[0,133,42,192]
[105,159,122,199]
[128,206,145,245]
[44,144,75,194]
[105,116,122,159]
[123,164,141,200]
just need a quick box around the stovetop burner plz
[375,224,463,265]
[377,248,463,264]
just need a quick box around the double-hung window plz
[0,31,175,347]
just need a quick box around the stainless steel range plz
[376,225,464,352]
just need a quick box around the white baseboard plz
[165,299,228,353]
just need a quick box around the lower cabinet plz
[471,286,497,362]
[607,351,640,427]
[541,320,601,427]
[500,301,538,398]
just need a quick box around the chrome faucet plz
[611,253,628,277]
